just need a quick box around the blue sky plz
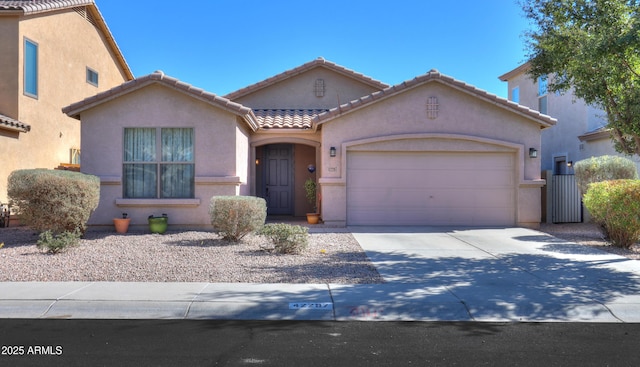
[97,1,532,98]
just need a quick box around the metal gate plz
[551,174,582,223]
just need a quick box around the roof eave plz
[314,70,557,129]
[63,72,258,131]
[498,62,531,82]
[224,57,389,100]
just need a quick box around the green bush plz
[574,156,638,196]
[209,196,266,242]
[7,169,100,234]
[36,229,82,254]
[583,180,640,248]
[259,223,309,254]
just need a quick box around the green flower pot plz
[148,215,168,234]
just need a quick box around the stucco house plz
[0,0,133,205]
[499,62,640,175]
[64,58,555,229]
[500,62,640,223]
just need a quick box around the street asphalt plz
[1,226,639,323]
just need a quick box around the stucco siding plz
[235,68,381,109]
[0,8,129,202]
[81,85,244,227]
[319,82,543,227]
[0,17,19,118]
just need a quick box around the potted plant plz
[113,212,130,234]
[148,213,168,234]
[304,178,320,224]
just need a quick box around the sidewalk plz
[2,227,640,322]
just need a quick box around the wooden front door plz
[264,144,293,215]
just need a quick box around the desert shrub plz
[36,229,82,254]
[259,223,309,254]
[574,156,638,196]
[583,180,640,248]
[7,169,100,234]
[209,196,266,242]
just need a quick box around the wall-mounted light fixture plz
[255,158,260,165]
[330,147,336,157]
[307,164,316,173]
[529,148,538,158]
[567,161,573,167]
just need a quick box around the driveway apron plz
[345,226,640,322]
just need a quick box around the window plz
[511,86,520,103]
[86,67,99,86]
[70,148,81,165]
[123,128,194,198]
[24,39,38,97]
[537,76,548,114]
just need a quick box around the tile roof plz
[224,57,389,100]
[254,109,328,129]
[0,0,95,14]
[313,69,557,129]
[0,113,30,133]
[63,71,259,131]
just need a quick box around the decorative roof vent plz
[426,96,439,120]
[314,79,325,97]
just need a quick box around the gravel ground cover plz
[1,222,637,284]
[539,222,640,260]
[0,227,384,284]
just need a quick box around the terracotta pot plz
[306,213,320,224]
[113,218,131,234]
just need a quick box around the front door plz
[264,144,293,215]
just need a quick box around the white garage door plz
[347,151,515,226]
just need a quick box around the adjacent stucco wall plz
[0,8,129,202]
[80,84,246,228]
[0,17,19,118]
[234,67,382,109]
[320,81,545,227]
[502,68,637,173]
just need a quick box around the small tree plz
[574,156,638,196]
[522,0,640,156]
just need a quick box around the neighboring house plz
[500,62,640,223]
[64,58,555,229]
[0,0,133,204]
[499,62,640,175]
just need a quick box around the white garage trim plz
[341,134,523,226]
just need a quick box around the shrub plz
[7,169,100,234]
[36,229,82,254]
[209,196,266,242]
[583,180,640,248]
[574,156,638,196]
[259,223,309,254]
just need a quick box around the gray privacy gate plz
[542,171,582,223]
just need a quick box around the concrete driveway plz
[339,226,640,322]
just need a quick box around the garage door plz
[347,151,515,226]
